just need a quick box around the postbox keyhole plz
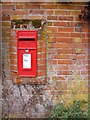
[25,49,29,53]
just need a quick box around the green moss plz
[31,19,41,28]
[11,19,42,28]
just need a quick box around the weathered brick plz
[70,33,85,38]
[52,76,65,81]
[29,10,45,15]
[75,49,82,54]
[55,10,70,15]
[47,16,58,20]
[48,60,57,64]
[38,70,46,76]
[2,5,15,10]
[58,49,75,54]
[54,32,70,37]
[54,54,70,59]
[59,16,74,21]
[58,60,72,64]
[11,15,24,19]
[13,10,28,15]
[54,22,69,27]
[59,4,74,9]
[16,4,24,9]
[25,4,40,9]
[58,27,74,32]
[10,53,17,59]
[56,38,72,43]
[47,27,57,32]
[53,43,68,48]
[71,11,81,16]
[42,5,58,9]
[11,65,17,71]
[2,15,10,21]
[73,37,82,43]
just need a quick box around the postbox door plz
[18,49,37,77]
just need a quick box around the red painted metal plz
[17,30,37,77]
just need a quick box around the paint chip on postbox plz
[23,54,31,69]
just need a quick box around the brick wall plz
[2,2,88,118]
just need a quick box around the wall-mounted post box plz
[17,30,37,77]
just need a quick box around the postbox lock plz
[25,49,29,52]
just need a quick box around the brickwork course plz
[1,1,89,118]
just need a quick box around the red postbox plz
[17,30,37,77]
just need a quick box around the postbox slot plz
[19,38,35,41]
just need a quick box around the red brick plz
[38,65,46,70]
[59,4,74,9]
[16,78,21,84]
[54,54,70,59]
[2,15,10,21]
[47,48,57,54]
[81,70,88,75]
[42,5,58,9]
[56,38,72,43]
[47,16,58,20]
[58,27,74,32]
[2,27,10,32]
[29,10,45,15]
[38,70,46,76]
[56,65,68,71]
[13,10,28,15]
[37,41,46,46]
[16,5,23,9]
[55,11,70,15]
[47,27,57,32]
[58,71,72,75]
[10,47,16,52]
[10,53,17,59]
[2,10,12,15]
[52,76,65,80]
[47,37,56,43]
[2,5,15,10]
[53,43,68,48]
[38,47,46,52]
[37,59,46,65]
[82,28,88,33]
[12,72,17,76]
[58,49,75,54]
[82,38,88,43]
[58,60,72,64]
[11,65,17,71]
[74,5,84,10]
[10,40,17,46]
[11,59,17,65]
[54,33,70,37]
[71,11,81,16]
[25,4,40,9]
[48,60,57,64]
[46,10,53,15]
[2,32,10,37]
[54,22,69,27]
[59,16,74,21]
[37,53,46,59]
[70,33,85,38]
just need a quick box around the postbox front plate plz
[17,30,37,77]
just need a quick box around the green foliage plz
[31,19,41,28]
[50,100,88,120]
[11,19,42,28]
